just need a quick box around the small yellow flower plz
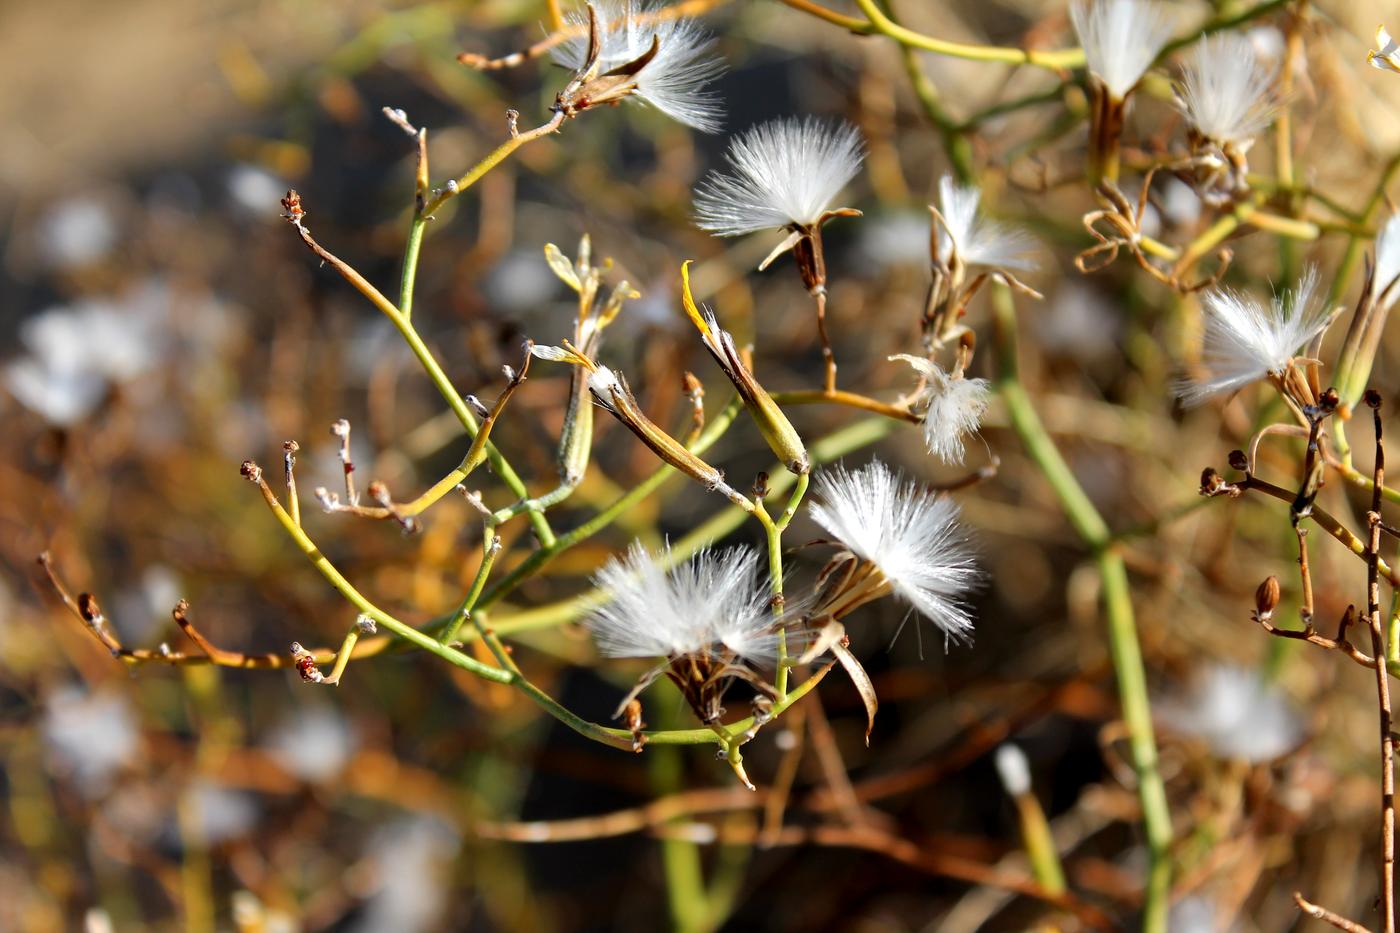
[1369,24,1400,74]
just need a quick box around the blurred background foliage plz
[5,0,1400,930]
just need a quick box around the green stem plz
[399,215,426,322]
[990,284,1171,933]
[441,525,503,645]
[253,477,513,684]
[850,0,1082,69]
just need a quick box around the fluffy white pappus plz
[552,1,725,132]
[1374,213,1400,309]
[693,117,865,236]
[994,743,1031,797]
[587,543,778,662]
[890,354,990,465]
[935,176,1037,271]
[1176,33,1278,145]
[1178,265,1331,405]
[1071,0,1172,100]
[809,460,979,640]
[1159,664,1303,762]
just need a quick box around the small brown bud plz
[1320,387,1340,411]
[240,460,263,483]
[753,472,770,498]
[1200,467,1222,494]
[283,440,300,453]
[77,593,103,624]
[368,481,391,506]
[280,190,305,223]
[1366,389,1383,410]
[1254,576,1281,622]
[1227,449,1249,472]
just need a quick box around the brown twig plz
[1294,892,1376,933]
[36,553,339,668]
[1366,392,1397,933]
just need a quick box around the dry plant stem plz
[1295,892,1378,933]
[38,555,295,668]
[660,823,1117,931]
[990,284,1171,933]
[773,389,920,423]
[421,111,564,216]
[286,220,555,545]
[1368,403,1397,933]
[319,350,532,522]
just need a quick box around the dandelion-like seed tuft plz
[1179,266,1333,406]
[693,117,864,237]
[1071,0,1172,101]
[809,460,979,641]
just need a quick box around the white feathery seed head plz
[587,543,778,662]
[1159,664,1303,762]
[1176,33,1278,145]
[994,743,1032,797]
[935,175,1037,272]
[1179,265,1333,405]
[1071,0,1172,101]
[889,354,990,465]
[809,460,979,640]
[552,1,725,132]
[1374,213,1400,309]
[693,117,865,236]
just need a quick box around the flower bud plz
[680,261,809,474]
[588,365,750,509]
[1254,576,1281,622]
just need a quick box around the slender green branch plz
[990,284,1171,933]
[243,464,513,684]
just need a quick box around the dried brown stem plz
[1368,396,1397,933]
[1294,892,1376,933]
[37,553,331,668]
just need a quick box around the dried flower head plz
[694,116,864,236]
[934,175,1037,274]
[587,543,779,725]
[680,261,808,474]
[809,460,979,641]
[1178,266,1333,406]
[552,1,724,132]
[1071,0,1172,101]
[889,354,990,465]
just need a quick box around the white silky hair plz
[808,460,980,641]
[693,116,865,235]
[935,175,1037,271]
[1178,265,1331,405]
[586,542,778,662]
[1176,33,1278,145]
[889,354,991,465]
[552,1,725,132]
[1071,0,1173,101]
